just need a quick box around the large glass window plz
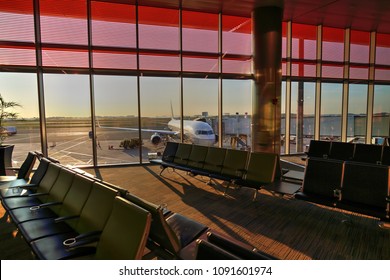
[222,79,251,149]
[0,73,40,166]
[290,82,315,153]
[0,0,35,66]
[43,74,92,166]
[140,77,180,162]
[182,11,218,73]
[347,84,368,142]
[372,85,390,142]
[91,1,137,70]
[183,78,218,147]
[320,83,343,141]
[94,75,139,165]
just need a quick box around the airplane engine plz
[150,133,162,145]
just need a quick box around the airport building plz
[0,0,389,261]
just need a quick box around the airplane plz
[95,107,217,147]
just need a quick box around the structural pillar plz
[252,3,283,154]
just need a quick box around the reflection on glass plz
[0,73,41,167]
[290,82,315,153]
[183,78,218,147]
[347,84,367,142]
[140,77,180,162]
[373,85,390,142]
[222,80,251,150]
[94,75,139,165]
[44,74,92,166]
[320,83,342,141]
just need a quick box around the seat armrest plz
[29,201,62,211]
[386,196,390,203]
[63,230,102,249]
[54,215,80,223]
[17,183,38,189]
[28,192,49,197]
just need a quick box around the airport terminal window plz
[292,23,317,60]
[3,1,390,165]
[222,15,251,56]
[43,74,92,166]
[222,15,252,74]
[320,83,343,141]
[347,84,368,142]
[290,82,315,153]
[40,0,88,45]
[183,78,218,147]
[140,77,180,162]
[91,1,137,70]
[222,79,251,149]
[138,6,179,51]
[350,30,370,64]
[373,85,390,141]
[94,75,139,165]
[182,11,218,73]
[0,0,35,66]
[91,1,136,48]
[0,73,41,167]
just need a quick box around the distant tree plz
[0,94,21,144]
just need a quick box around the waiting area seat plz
[2,151,278,260]
[296,157,390,222]
[153,143,297,199]
[305,140,389,166]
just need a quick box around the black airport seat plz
[338,161,389,221]
[0,151,37,183]
[352,143,383,164]
[382,146,390,166]
[306,140,331,159]
[195,239,240,260]
[328,141,355,161]
[206,231,277,260]
[295,157,344,207]
[0,157,51,197]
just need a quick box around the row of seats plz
[153,142,282,199]
[0,158,151,259]
[1,152,278,260]
[295,157,390,222]
[306,140,390,165]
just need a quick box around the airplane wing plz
[98,125,178,136]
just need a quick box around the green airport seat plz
[190,146,227,177]
[124,192,181,258]
[9,174,94,224]
[0,163,61,209]
[22,181,118,248]
[234,151,278,200]
[0,151,37,183]
[1,167,75,211]
[0,157,51,198]
[186,145,209,170]
[71,197,152,260]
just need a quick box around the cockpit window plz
[196,130,213,135]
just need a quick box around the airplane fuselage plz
[167,119,216,146]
